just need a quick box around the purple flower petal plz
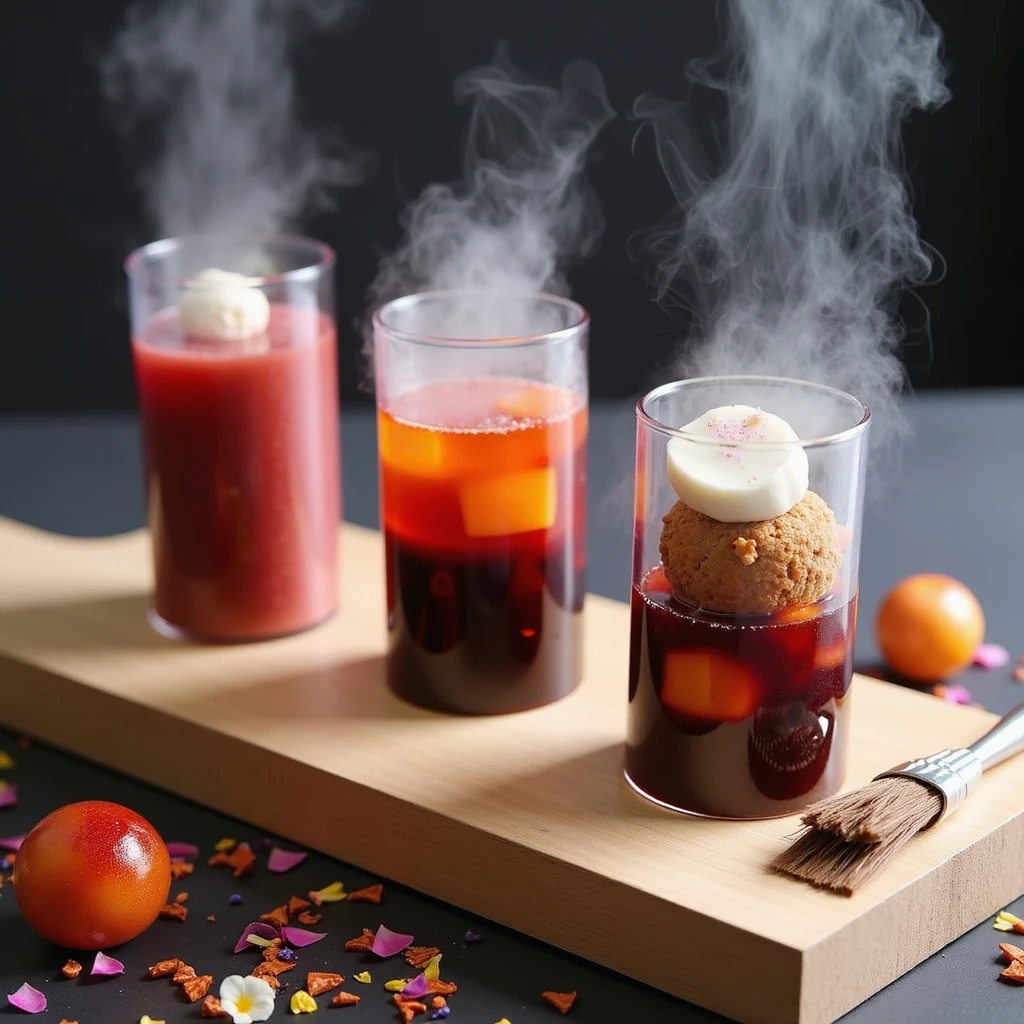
[0,785,18,809]
[401,974,428,999]
[7,983,46,1013]
[464,930,482,943]
[371,925,414,958]
[267,847,307,873]
[0,835,23,851]
[165,841,200,859]
[91,951,124,976]
[973,643,1010,669]
[280,926,327,947]
[233,921,280,953]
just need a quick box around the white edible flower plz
[219,974,276,1023]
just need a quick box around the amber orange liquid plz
[378,378,586,713]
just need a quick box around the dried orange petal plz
[260,905,289,928]
[288,896,312,917]
[172,965,197,984]
[405,947,440,970]
[347,884,383,904]
[1001,960,1024,983]
[159,902,188,922]
[297,911,323,926]
[170,861,195,880]
[345,928,376,952]
[174,892,189,904]
[208,842,256,878]
[331,991,360,1007]
[425,980,457,996]
[183,974,213,1002]
[542,990,577,1015]
[61,960,82,979]
[307,972,345,997]
[201,994,231,1017]
[1001,943,1024,963]
[430,996,447,1009]
[147,959,185,978]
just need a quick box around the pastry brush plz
[770,700,1024,896]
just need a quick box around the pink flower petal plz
[165,841,200,860]
[940,685,973,705]
[0,785,18,809]
[371,925,414,958]
[234,921,280,953]
[267,847,307,873]
[280,926,327,947]
[7,983,46,1013]
[0,835,23,851]
[91,951,124,976]
[973,643,1010,669]
[401,974,428,999]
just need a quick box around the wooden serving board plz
[0,517,1021,1024]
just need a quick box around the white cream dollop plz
[179,268,271,341]
[665,404,809,522]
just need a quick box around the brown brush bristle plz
[769,776,943,895]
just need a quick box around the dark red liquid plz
[379,380,586,714]
[626,567,856,817]
[133,305,340,641]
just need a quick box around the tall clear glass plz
[626,376,869,818]
[373,290,588,715]
[126,235,340,642]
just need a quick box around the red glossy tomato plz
[13,800,170,949]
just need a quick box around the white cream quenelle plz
[179,268,271,341]
[665,405,809,523]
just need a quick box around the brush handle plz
[967,700,1024,770]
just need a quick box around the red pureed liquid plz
[626,566,856,818]
[133,304,340,641]
[378,379,586,714]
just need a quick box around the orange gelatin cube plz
[814,639,849,670]
[459,468,557,537]
[661,649,760,722]
[493,387,575,420]
[645,566,673,594]
[774,603,821,625]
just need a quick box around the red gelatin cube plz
[660,649,761,723]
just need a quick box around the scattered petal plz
[934,684,972,705]
[0,751,14,770]
[268,847,308,874]
[347,884,382,904]
[1000,942,1024,963]
[464,931,483,944]
[234,921,281,953]
[344,929,375,952]
[214,838,238,853]
[159,902,187,921]
[208,915,217,923]
[406,947,440,970]
[287,896,311,916]
[542,990,577,1015]
[140,1017,166,1024]
[200,996,231,1018]
[147,959,185,978]
[331,991,360,1007]
[0,834,23,851]
[277,948,298,963]
[431,1009,450,1020]
[308,882,346,905]
[281,926,327,948]
[289,990,318,1013]
[91,951,125,976]
[995,921,1015,932]
[495,1019,512,1024]
[229,894,244,905]
[170,861,195,880]
[260,905,290,929]
[61,960,83,979]
[175,892,189,904]
[209,842,256,878]
[306,972,344,997]
[997,911,1023,927]
[372,925,415,958]
[385,979,411,992]
[166,842,201,860]
[257,837,274,849]
[297,911,322,926]
[220,975,276,1022]
[0,784,18,809]
[402,975,429,999]
[7,982,46,1013]
[1,856,12,872]
[353,972,372,985]
[973,643,1010,669]
[1001,960,1024,983]
[247,935,277,949]
[424,955,442,983]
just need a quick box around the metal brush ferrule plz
[874,747,983,826]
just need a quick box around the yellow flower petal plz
[246,934,276,947]
[290,990,318,1013]
[384,979,410,992]
[995,921,1015,932]
[495,1019,513,1024]
[424,954,442,982]
[214,837,237,852]
[353,971,372,984]
[0,751,14,770]
[311,881,347,903]
[140,1016,166,1024]
[997,911,1022,925]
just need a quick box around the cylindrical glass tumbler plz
[625,376,869,818]
[126,234,340,642]
[373,290,588,714]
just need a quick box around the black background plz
[0,0,1018,413]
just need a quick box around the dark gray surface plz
[1,391,1023,1023]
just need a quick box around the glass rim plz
[636,374,872,449]
[124,232,336,287]
[372,289,589,349]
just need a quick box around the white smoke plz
[368,44,615,340]
[635,0,950,444]
[101,0,367,240]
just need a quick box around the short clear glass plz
[625,376,869,818]
[373,290,588,715]
[126,234,340,642]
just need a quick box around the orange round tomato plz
[13,800,170,949]
[875,574,985,682]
